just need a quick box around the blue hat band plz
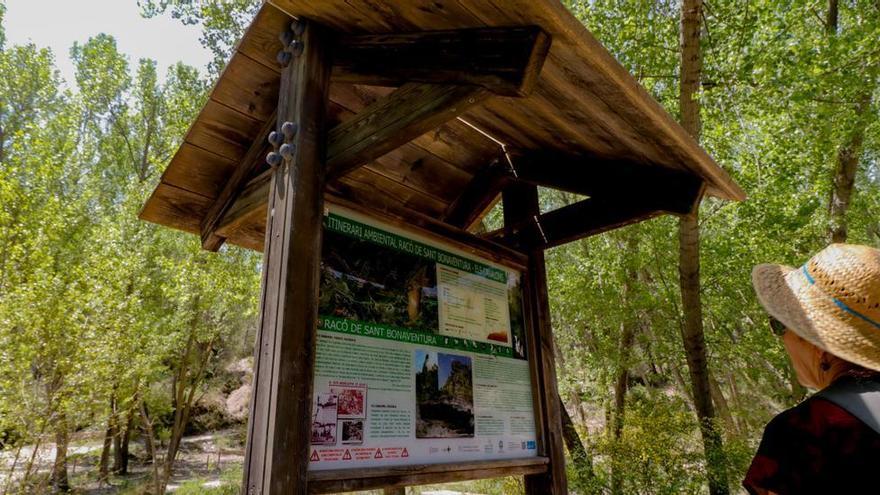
[802,265,880,331]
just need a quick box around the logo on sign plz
[310,450,320,462]
[401,448,409,458]
[342,449,351,460]
[374,449,383,459]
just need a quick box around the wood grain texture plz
[332,26,550,96]
[158,143,237,199]
[268,0,743,201]
[212,52,280,122]
[443,158,511,229]
[142,0,745,261]
[510,150,703,209]
[240,19,332,495]
[491,178,705,250]
[200,115,276,251]
[138,182,214,234]
[502,183,567,494]
[326,82,490,179]
[185,99,265,160]
[308,457,549,493]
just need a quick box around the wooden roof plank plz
[185,99,265,161]
[138,182,214,234]
[211,52,280,122]
[159,143,238,199]
[332,26,551,96]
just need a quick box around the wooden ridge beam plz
[325,82,489,180]
[332,26,551,97]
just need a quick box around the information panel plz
[308,205,537,470]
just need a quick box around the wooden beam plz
[332,26,551,97]
[490,177,705,250]
[325,82,489,180]
[308,457,549,493]
[200,113,275,251]
[509,150,701,206]
[443,158,512,229]
[241,19,331,495]
[502,183,568,495]
[203,83,488,249]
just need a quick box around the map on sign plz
[437,265,512,346]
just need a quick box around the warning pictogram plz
[342,449,351,460]
[310,450,320,462]
[374,449,384,459]
[401,448,409,458]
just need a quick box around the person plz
[744,243,880,494]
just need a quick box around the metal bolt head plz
[289,40,304,57]
[266,151,282,167]
[276,50,291,67]
[268,131,282,147]
[279,29,294,47]
[290,19,306,36]
[279,143,295,159]
[281,121,298,139]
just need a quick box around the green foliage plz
[1,0,878,493]
[0,9,259,492]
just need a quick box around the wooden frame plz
[308,457,549,493]
[301,196,556,492]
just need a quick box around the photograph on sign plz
[309,205,537,470]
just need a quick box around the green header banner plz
[319,315,516,359]
[324,213,507,284]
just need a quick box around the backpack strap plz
[813,377,880,436]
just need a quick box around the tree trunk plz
[560,395,596,488]
[50,414,70,493]
[139,399,161,495]
[116,405,134,475]
[610,320,637,494]
[610,235,640,495]
[157,312,214,494]
[826,0,838,34]
[825,0,875,243]
[679,1,729,493]
[708,370,735,435]
[828,94,871,243]
[98,414,114,483]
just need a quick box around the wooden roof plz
[140,0,744,252]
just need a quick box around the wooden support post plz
[241,18,332,495]
[503,183,567,495]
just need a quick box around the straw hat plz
[752,243,880,372]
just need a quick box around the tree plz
[677,1,729,492]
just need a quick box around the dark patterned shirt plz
[743,396,880,494]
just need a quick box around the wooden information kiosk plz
[140,1,744,493]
